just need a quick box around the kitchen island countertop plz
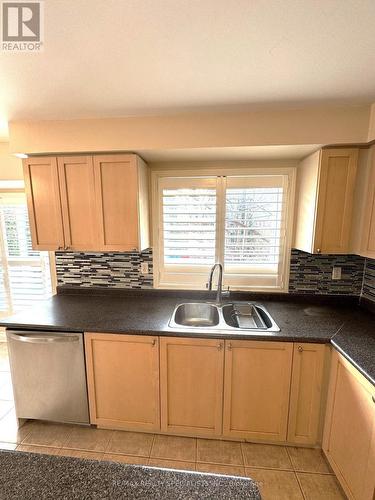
[0,450,261,500]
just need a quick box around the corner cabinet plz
[295,148,358,254]
[360,146,375,258]
[84,333,160,432]
[287,343,328,445]
[323,351,375,500]
[223,340,293,442]
[23,153,150,252]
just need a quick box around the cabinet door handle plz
[316,248,321,254]
[297,345,303,353]
[227,342,232,351]
[151,339,157,347]
[217,343,223,351]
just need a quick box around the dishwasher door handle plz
[7,333,80,344]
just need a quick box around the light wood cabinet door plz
[23,157,64,250]
[94,154,141,251]
[58,156,98,251]
[160,337,224,437]
[223,340,293,441]
[85,333,160,432]
[288,343,327,445]
[323,351,375,500]
[314,148,358,253]
[360,149,375,258]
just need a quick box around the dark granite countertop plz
[0,450,261,499]
[331,308,375,386]
[0,288,374,385]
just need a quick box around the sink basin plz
[173,303,220,327]
[169,301,279,334]
[222,303,268,329]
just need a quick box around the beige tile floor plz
[0,339,347,499]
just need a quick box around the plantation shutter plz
[156,172,291,290]
[159,177,218,287]
[0,192,52,316]
[224,175,288,289]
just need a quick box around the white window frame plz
[152,165,296,292]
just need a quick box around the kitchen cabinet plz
[294,148,358,254]
[57,156,98,251]
[223,340,293,441]
[93,154,149,251]
[160,337,224,437]
[23,153,150,252]
[83,334,329,445]
[288,343,328,445]
[360,146,375,258]
[23,156,65,250]
[84,333,160,432]
[323,351,375,500]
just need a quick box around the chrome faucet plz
[207,263,225,305]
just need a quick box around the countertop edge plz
[330,338,375,387]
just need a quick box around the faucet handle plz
[222,286,230,298]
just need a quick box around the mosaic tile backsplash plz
[362,258,375,303]
[56,248,371,299]
[55,249,153,288]
[288,249,365,295]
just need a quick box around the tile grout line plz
[148,433,156,464]
[294,470,307,500]
[239,442,246,474]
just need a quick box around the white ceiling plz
[1,0,375,141]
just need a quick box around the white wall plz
[0,142,23,180]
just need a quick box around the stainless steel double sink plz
[168,301,280,335]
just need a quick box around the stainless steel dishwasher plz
[6,330,90,424]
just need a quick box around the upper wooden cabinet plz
[23,153,150,252]
[23,157,65,250]
[360,147,375,258]
[295,148,358,254]
[93,155,149,251]
[223,340,293,442]
[58,156,98,251]
[323,351,375,500]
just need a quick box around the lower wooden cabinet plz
[323,351,375,500]
[160,337,224,436]
[223,340,293,441]
[84,333,160,431]
[84,333,328,445]
[288,342,328,445]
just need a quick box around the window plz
[153,169,295,291]
[0,192,53,317]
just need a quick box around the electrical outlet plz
[140,262,149,275]
[332,266,342,280]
